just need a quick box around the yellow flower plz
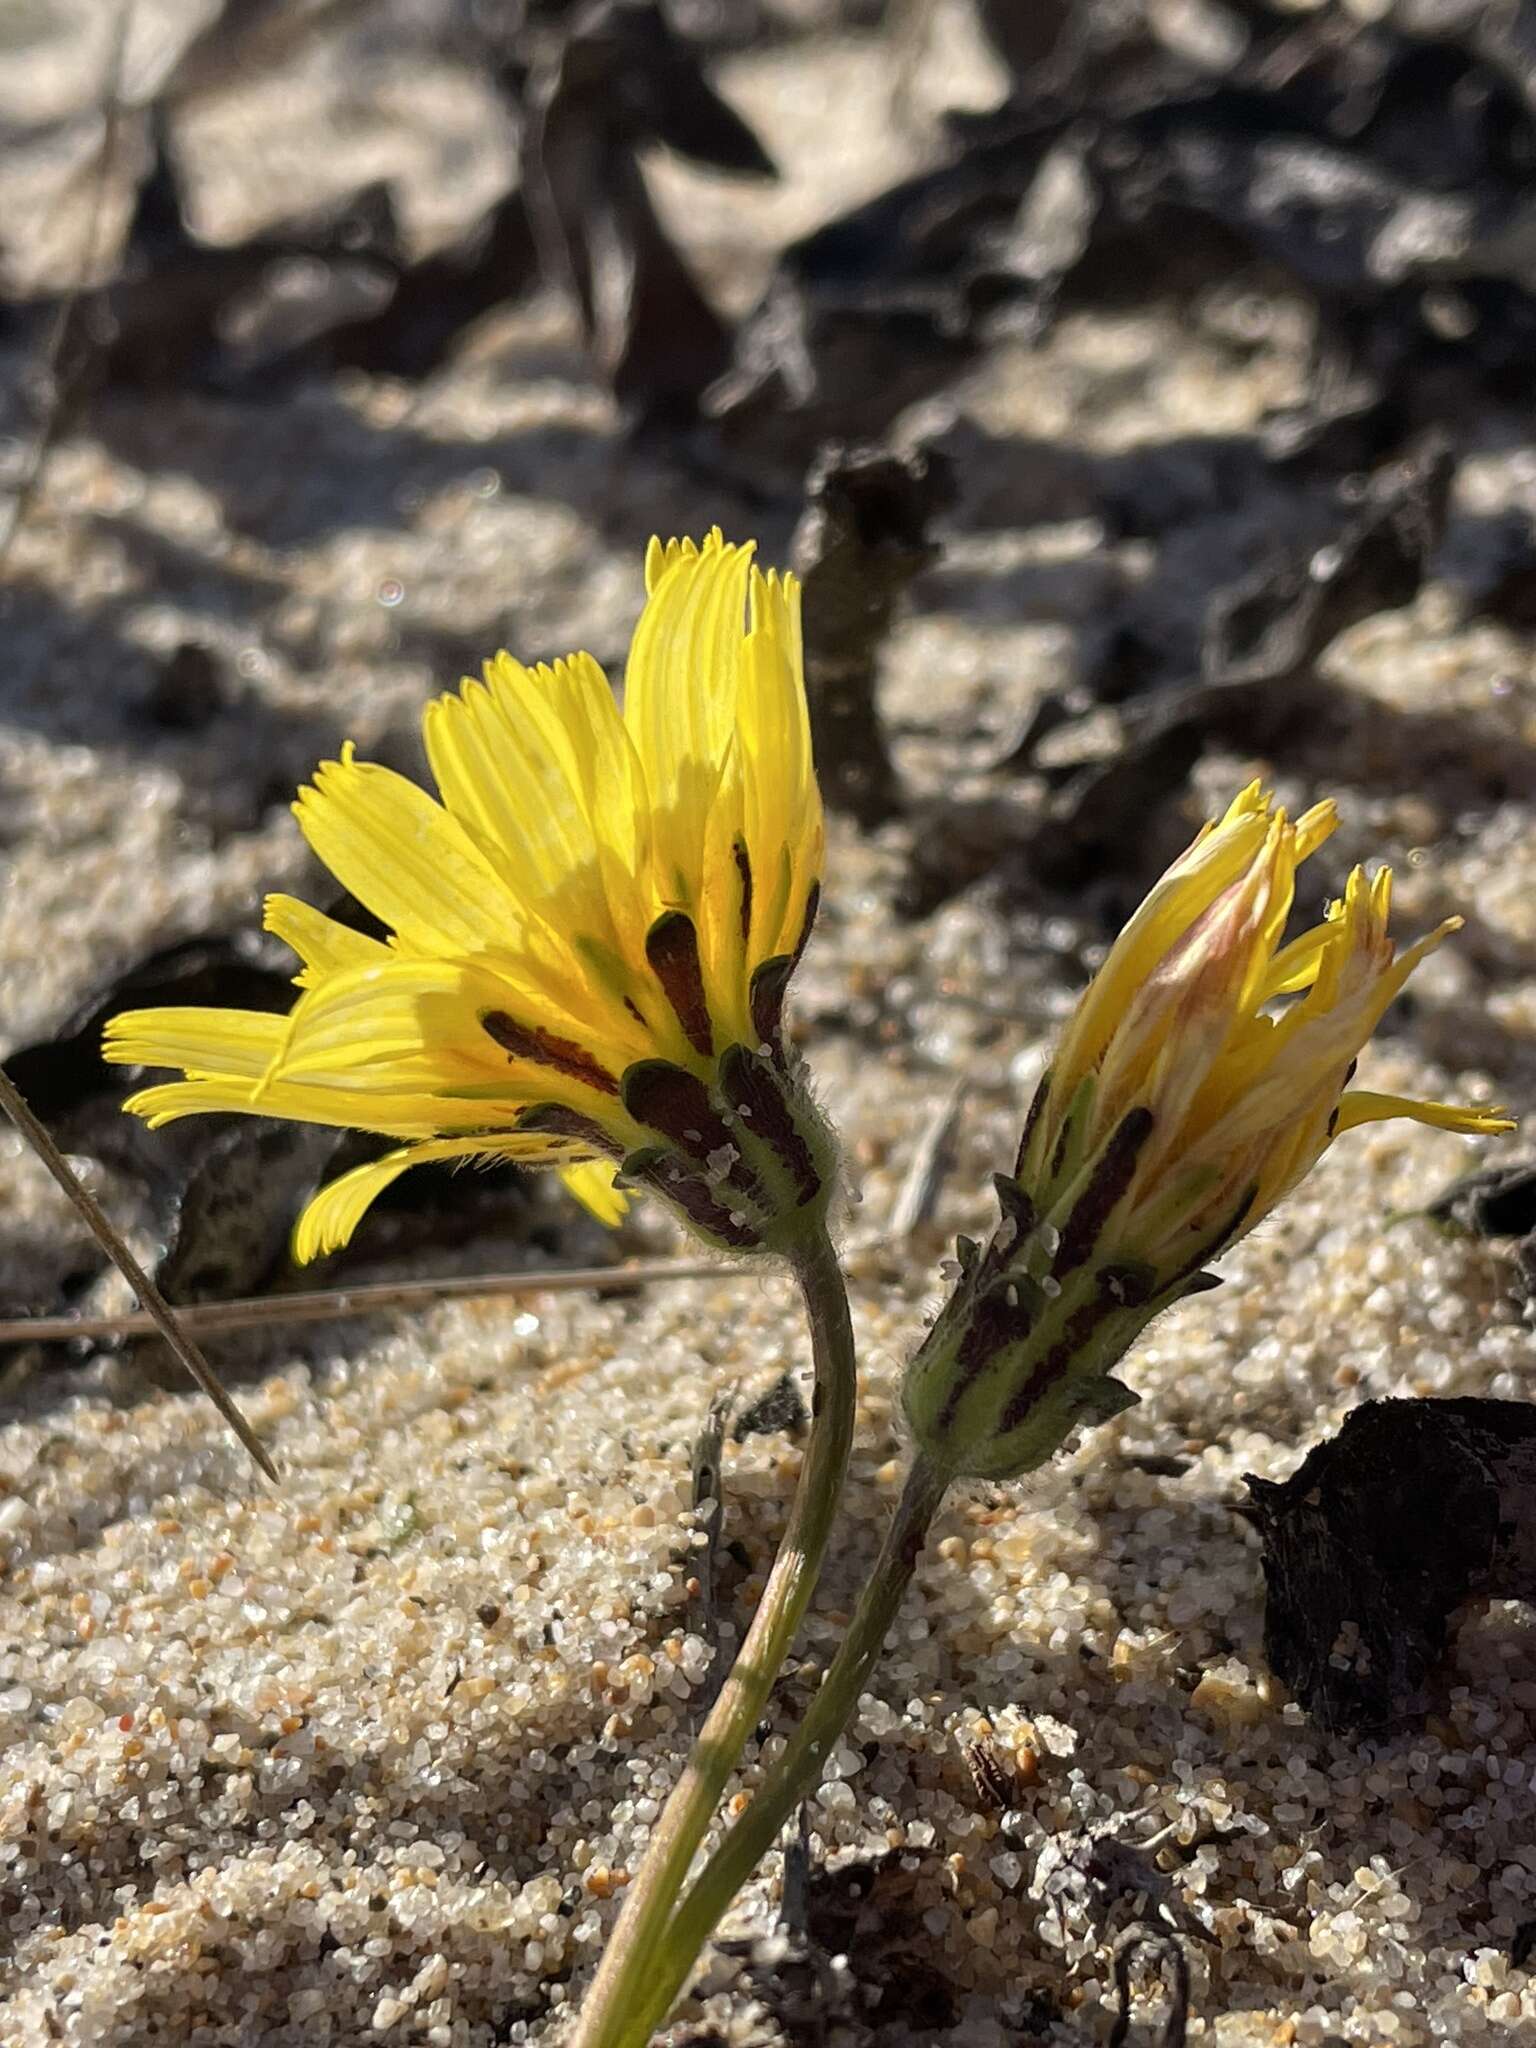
[104,532,832,1262]
[905,782,1513,1480]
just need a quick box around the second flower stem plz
[622,1452,951,2048]
[569,1225,857,2048]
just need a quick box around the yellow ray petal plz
[694,737,750,1048]
[1332,1089,1516,1137]
[423,655,634,947]
[1292,797,1339,862]
[104,1007,286,1080]
[120,1074,497,1140]
[626,531,754,907]
[1048,803,1274,1108]
[292,1132,581,1263]
[120,1079,265,1127]
[738,565,820,964]
[272,957,502,1080]
[279,951,642,1105]
[293,745,518,958]
[1259,919,1340,1000]
[264,895,391,986]
[560,1159,629,1226]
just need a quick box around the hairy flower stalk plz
[610,784,1513,2048]
[103,536,859,2048]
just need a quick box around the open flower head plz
[105,533,834,1261]
[905,782,1514,1481]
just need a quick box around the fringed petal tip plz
[291,1145,425,1263]
[118,1083,228,1130]
[290,1134,604,1264]
[1334,1089,1518,1140]
[644,525,734,594]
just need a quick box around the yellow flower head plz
[905,782,1513,1481]
[105,532,832,1261]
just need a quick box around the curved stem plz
[625,1453,950,2048]
[570,1226,858,2048]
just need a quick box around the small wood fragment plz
[792,441,956,827]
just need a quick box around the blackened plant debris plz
[154,1123,342,1312]
[710,0,1536,459]
[1028,433,1453,893]
[0,928,561,1348]
[4,1,771,407]
[1199,432,1454,688]
[1106,1928,1191,2048]
[790,439,956,827]
[709,108,1069,463]
[712,1813,852,2040]
[1420,1154,1536,1322]
[523,0,776,424]
[732,1369,807,1442]
[0,937,296,1340]
[21,0,1536,442]
[124,1121,346,1387]
[691,1387,734,1658]
[903,418,1452,913]
[800,1851,960,2033]
[1425,1156,1536,1242]
[1029,1811,1216,1958]
[318,192,538,381]
[38,118,407,393]
[1244,1397,1536,1734]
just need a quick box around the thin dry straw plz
[0,1065,279,1481]
[0,1256,725,1346]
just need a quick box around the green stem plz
[570,1226,857,2048]
[624,1453,950,2048]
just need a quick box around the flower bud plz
[906,783,1512,1481]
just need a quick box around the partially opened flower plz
[105,532,833,1261]
[905,783,1514,1481]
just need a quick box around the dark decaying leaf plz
[1244,1397,1536,1733]
[524,0,776,422]
[711,0,1536,458]
[19,0,1536,453]
[139,642,227,734]
[0,936,298,1334]
[1200,431,1454,685]
[100,140,404,390]
[3,0,769,410]
[709,112,1066,464]
[1427,1156,1536,1240]
[319,192,537,380]
[1028,431,1454,889]
[2,920,535,1323]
